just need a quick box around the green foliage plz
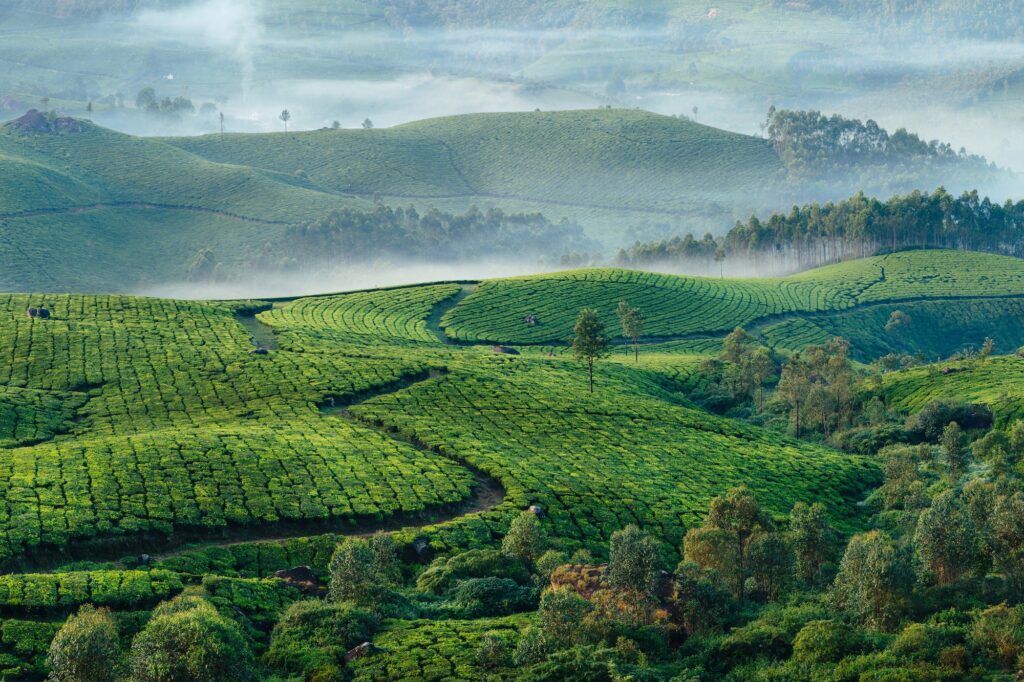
[605,525,658,595]
[45,605,121,682]
[345,615,527,681]
[128,596,256,682]
[571,308,610,393]
[539,588,592,645]
[671,562,736,635]
[970,603,1024,669]
[328,537,396,606]
[449,577,537,618]
[264,600,376,679]
[832,531,914,631]
[0,570,183,614]
[416,549,531,595]
[502,511,546,564]
[792,619,862,664]
[913,491,979,585]
[789,502,833,585]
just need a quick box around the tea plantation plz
[441,250,1024,344]
[4,249,1024,679]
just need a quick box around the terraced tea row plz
[760,297,1024,361]
[441,251,1024,345]
[883,355,1024,424]
[259,284,462,349]
[350,359,879,554]
[0,423,473,566]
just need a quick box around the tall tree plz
[831,530,913,630]
[502,511,546,563]
[616,301,644,362]
[606,524,658,595]
[940,421,969,481]
[571,308,610,394]
[789,501,833,584]
[913,490,978,585]
[279,109,291,133]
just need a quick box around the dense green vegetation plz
[1,249,1024,679]
[0,105,1015,292]
[619,187,1024,273]
[442,250,1024,344]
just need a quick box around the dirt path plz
[141,325,505,565]
[425,284,477,344]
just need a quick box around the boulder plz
[528,504,545,518]
[272,565,327,597]
[345,641,379,662]
[249,347,269,355]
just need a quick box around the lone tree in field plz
[616,301,644,363]
[571,308,609,394]
[279,109,291,133]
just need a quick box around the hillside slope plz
[442,250,1024,351]
[165,109,786,217]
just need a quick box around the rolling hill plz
[440,250,1024,358]
[0,108,787,292]
[1,249,1024,679]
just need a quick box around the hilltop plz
[0,108,784,293]
[440,250,1024,359]
[0,107,1015,294]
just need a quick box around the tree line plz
[616,187,1024,273]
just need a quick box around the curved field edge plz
[439,251,1024,345]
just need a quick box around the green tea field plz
[4,248,1024,680]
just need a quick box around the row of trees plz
[617,187,1024,274]
[281,205,595,268]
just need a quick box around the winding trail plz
[141,309,506,565]
[425,284,477,344]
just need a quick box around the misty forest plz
[7,1,1024,681]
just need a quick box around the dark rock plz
[25,308,37,319]
[404,535,435,563]
[249,347,269,355]
[37,308,50,319]
[492,345,520,355]
[528,504,545,518]
[345,642,379,662]
[272,565,327,597]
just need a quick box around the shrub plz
[513,626,551,667]
[905,400,992,440]
[449,577,537,617]
[970,603,1024,669]
[477,632,512,670]
[539,588,592,645]
[502,511,546,563]
[416,549,530,594]
[264,600,376,679]
[128,596,256,682]
[46,605,121,682]
[792,619,861,664]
